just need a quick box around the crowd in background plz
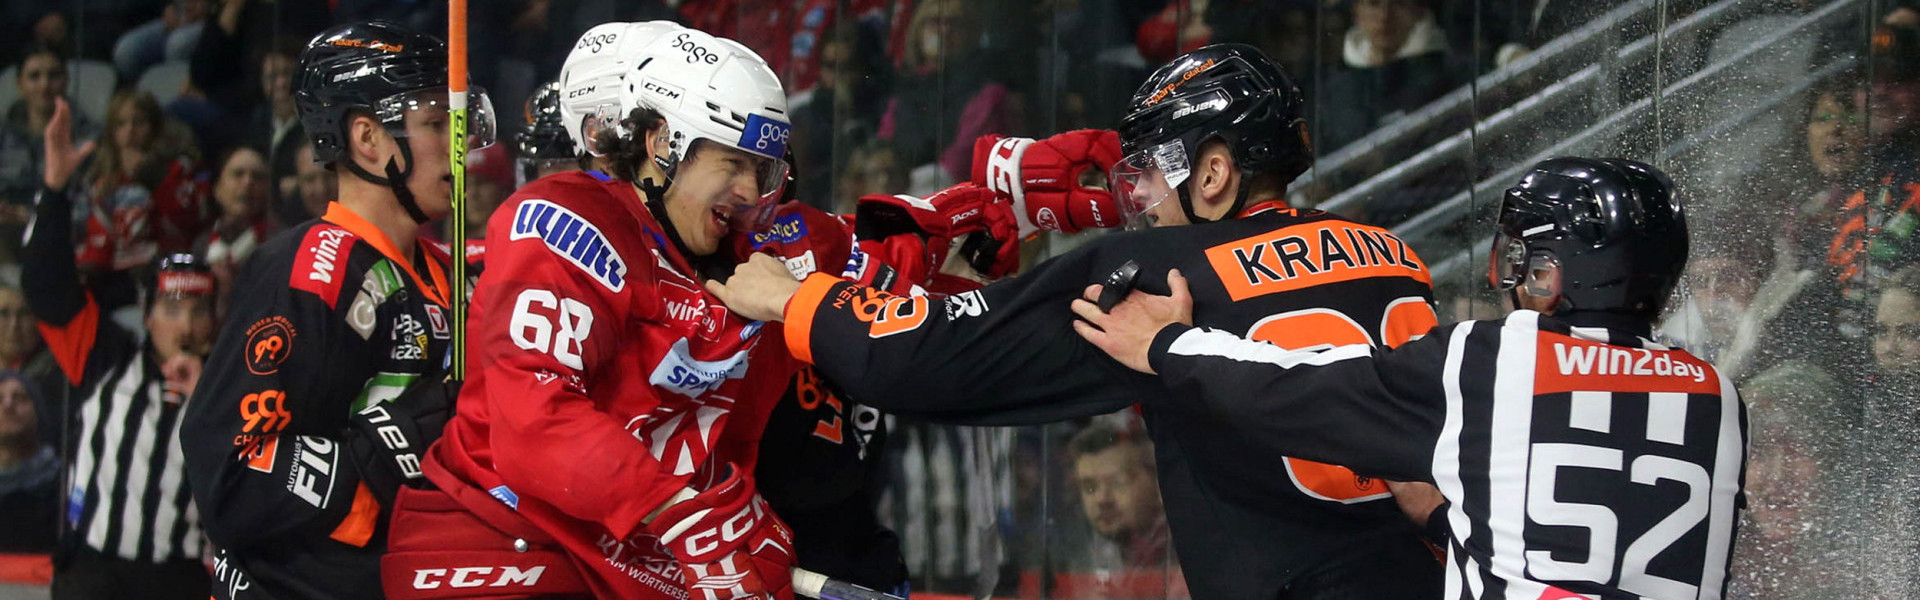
[0,0,1918,598]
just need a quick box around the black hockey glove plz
[344,378,458,503]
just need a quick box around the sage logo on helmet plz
[1488,157,1688,319]
[1111,44,1310,228]
[556,22,794,232]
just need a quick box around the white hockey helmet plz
[558,22,793,216]
[557,21,678,158]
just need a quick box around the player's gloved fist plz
[972,129,1125,237]
[856,184,1022,283]
[344,379,455,504]
[645,463,796,600]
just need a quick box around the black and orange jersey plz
[776,202,1444,598]
[1146,310,1748,599]
[182,203,470,600]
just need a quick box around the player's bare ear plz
[348,114,388,166]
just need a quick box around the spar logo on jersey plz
[286,435,340,509]
[511,199,627,292]
[649,338,750,398]
[291,226,358,307]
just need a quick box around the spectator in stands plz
[194,145,272,297]
[250,49,302,172]
[1873,266,1920,385]
[0,286,60,454]
[280,143,332,222]
[187,0,329,155]
[76,90,206,274]
[1,43,98,263]
[0,370,59,555]
[1821,26,1920,356]
[112,0,209,81]
[1729,361,1860,598]
[1066,417,1185,599]
[793,23,893,209]
[1850,266,1920,595]
[839,139,907,209]
[1788,77,1869,260]
[882,0,1024,189]
[1316,0,1465,152]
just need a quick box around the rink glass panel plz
[4,1,1909,597]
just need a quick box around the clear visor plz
[574,102,629,157]
[1108,139,1191,230]
[685,139,791,233]
[374,86,497,149]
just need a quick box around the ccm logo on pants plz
[413,566,546,589]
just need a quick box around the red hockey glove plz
[854,183,1022,285]
[972,129,1125,237]
[645,463,796,600]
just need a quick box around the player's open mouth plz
[710,208,732,231]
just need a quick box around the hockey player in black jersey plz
[180,21,494,600]
[710,44,1445,598]
[1078,157,1747,599]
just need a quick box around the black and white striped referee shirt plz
[37,305,204,564]
[1146,309,1747,600]
[24,183,202,565]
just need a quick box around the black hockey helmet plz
[293,20,496,222]
[515,81,577,186]
[1488,157,1688,320]
[1111,43,1310,227]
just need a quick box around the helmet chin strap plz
[343,138,431,224]
[1177,177,1254,224]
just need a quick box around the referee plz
[1078,157,1747,599]
[25,98,213,600]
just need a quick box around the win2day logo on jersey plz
[511,199,628,292]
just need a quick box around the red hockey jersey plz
[426,171,806,597]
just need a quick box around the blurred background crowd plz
[0,0,1917,598]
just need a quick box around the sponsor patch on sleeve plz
[290,225,359,307]
[509,199,628,292]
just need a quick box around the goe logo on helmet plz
[671,33,720,65]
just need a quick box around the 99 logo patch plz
[245,317,296,375]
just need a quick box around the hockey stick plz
[792,568,905,600]
[447,0,469,381]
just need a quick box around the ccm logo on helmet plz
[412,566,546,590]
[672,33,720,64]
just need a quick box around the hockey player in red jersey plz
[382,22,810,600]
